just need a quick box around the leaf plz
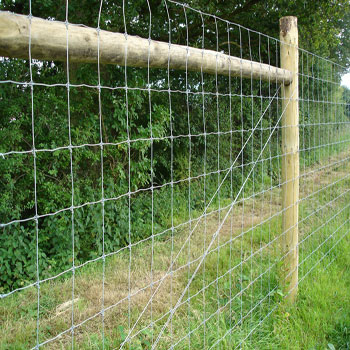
[118,325,127,342]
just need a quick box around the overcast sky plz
[341,73,350,89]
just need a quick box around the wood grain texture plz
[0,11,293,84]
[280,16,299,303]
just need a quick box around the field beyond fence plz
[0,1,350,349]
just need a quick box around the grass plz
[1,143,350,349]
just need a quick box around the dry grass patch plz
[1,150,349,349]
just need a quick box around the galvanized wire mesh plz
[0,1,349,349]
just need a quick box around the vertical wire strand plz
[121,1,132,349]
[96,1,105,347]
[63,2,76,348]
[247,28,255,336]
[214,16,221,350]
[318,57,323,258]
[199,10,207,350]
[328,62,334,264]
[28,2,40,348]
[183,6,192,350]
[311,55,316,258]
[300,49,305,279]
[226,21,233,350]
[267,36,272,311]
[238,25,244,349]
[164,3,174,348]
[145,0,154,347]
[258,32,264,317]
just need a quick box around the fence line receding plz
[0,1,349,350]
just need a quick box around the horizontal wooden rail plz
[0,11,293,84]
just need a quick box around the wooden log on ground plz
[0,11,293,84]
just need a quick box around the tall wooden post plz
[280,16,299,302]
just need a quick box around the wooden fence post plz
[280,16,299,302]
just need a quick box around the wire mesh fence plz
[298,50,350,286]
[0,1,349,349]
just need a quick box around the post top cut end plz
[279,16,298,37]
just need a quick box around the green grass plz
[168,158,350,350]
[202,207,350,350]
[1,146,350,349]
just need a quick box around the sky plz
[341,73,350,89]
